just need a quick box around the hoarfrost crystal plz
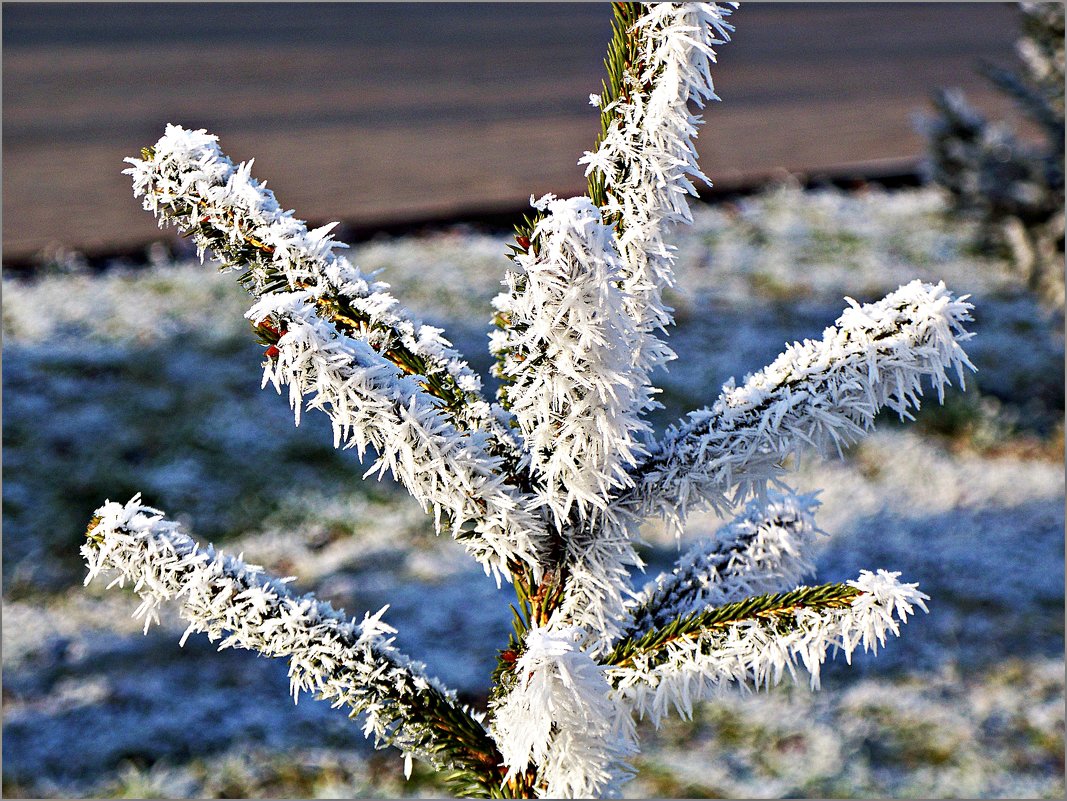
[490,626,637,799]
[491,195,650,522]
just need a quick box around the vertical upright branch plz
[491,195,651,523]
[581,2,737,412]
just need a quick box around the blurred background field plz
[4,185,1064,798]
[2,3,1064,799]
[2,2,1030,262]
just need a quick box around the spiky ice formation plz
[125,126,547,582]
[606,570,929,724]
[623,280,975,534]
[124,125,494,435]
[491,195,650,523]
[625,489,823,640]
[82,496,499,784]
[582,2,736,388]
[490,625,637,799]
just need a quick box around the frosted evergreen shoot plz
[621,279,975,536]
[83,496,505,796]
[88,3,978,797]
[125,124,548,584]
[605,571,930,724]
[582,2,735,352]
[491,195,651,523]
[489,626,638,798]
[624,489,824,640]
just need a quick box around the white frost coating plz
[82,495,472,766]
[124,124,492,433]
[125,125,546,583]
[100,7,985,794]
[490,626,637,798]
[608,570,929,725]
[580,3,736,396]
[490,196,651,646]
[624,280,976,535]
[246,289,545,583]
[625,489,824,639]
[491,195,651,521]
[550,513,645,654]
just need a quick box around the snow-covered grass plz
[3,185,1063,797]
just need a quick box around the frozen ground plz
[3,185,1063,798]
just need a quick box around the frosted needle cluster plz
[87,3,976,797]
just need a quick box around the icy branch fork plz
[123,124,548,585]
[90,3,977,797]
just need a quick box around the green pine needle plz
[604,583,863,670]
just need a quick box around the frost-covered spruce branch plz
[506,3,736,422]
[490,195,654,639]
[93,3,979,796]
[581,2,736,383]
[125,127,498,439]
[620,279,975,534]
[492,0,740,648]
[125,126,548,582]
[82,496,512,797]
[491,194,651,522]
[604,571,929,724]
[623,489,823,640]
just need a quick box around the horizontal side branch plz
[604,570,929,724]
[618,280,975,534]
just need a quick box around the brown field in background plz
[3,2,1027,261]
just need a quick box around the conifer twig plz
[125,128,549,582]
[490,195,651,523]
[582,2,737,405]
[623,489,823,640]
[605,571,929,723]
[619,280,975,535]
[83,496,509,796]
